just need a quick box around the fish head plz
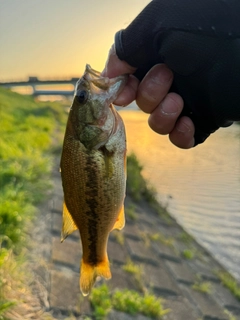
[72,64,127,126]
[69,64,127,149]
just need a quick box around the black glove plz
[115,0,240,145]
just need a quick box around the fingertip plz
[102,44,136,78]
[147,92,183,136]
[169,117,195,149]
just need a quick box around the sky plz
[0,0,150,81]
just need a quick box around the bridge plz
[0,76,80,97]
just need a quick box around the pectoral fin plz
[103,149,113,178]
[61,201,78,242]
[111,205,125,231]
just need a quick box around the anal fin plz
[111,205,125,231]
[61,200,78,242]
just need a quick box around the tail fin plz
[80,256,111,296]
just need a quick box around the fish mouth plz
[83,64,127,105]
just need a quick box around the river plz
[120,108,240,281]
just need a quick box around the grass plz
[192,279,212,294]
[218,271,240,301]
[182,249,195,260]
[112,230,125,246]
[122,259,142,276]
[126,153,147,201]
[125,203,137,221]
[0,300,16,320]
[0,247,17,317]
[90,284,112,319]
[126,153,173,224]
[0,88,67,318]
[140,231,151,247]
[113,289,169,318]
[150,232,174,247]
[127,153,157,203]
[0,88,65,249]
[90,284,169,319]
[122,259,144,291]
[224,309,237,320]
[178,231,194,245]
[139,231,174,249]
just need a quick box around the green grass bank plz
[0,88,67,318]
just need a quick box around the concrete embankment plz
[32,159,240,320]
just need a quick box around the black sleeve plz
[115,0,240,145]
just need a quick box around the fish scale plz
[60,65,127,296]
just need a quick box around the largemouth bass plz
[60,64,127,296]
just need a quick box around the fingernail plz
[161,99,178,115]
[176,121,191,133]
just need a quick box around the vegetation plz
[224,309,237,320]
[125,203,138,221]
[126,153,173,224]
[182,249,195,260]
[122,259,144,291]
[150,232,174,247]
[0,88,65,248]
[90,284,169,319]
[192,279,212,294]
[0,88,67,318]
[218,271,240,301]
[122,259,142,277]
[140,231,151,247]
[113,289,168,318]
[112,230,125,246]
[126,153,157,203]
[178,231,194,245]
[90,284,112,319]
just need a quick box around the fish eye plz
[76,90,88,104]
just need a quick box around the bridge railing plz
[0,76,80,97]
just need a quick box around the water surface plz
[120,109,240,280]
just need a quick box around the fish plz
[60,64,127,296]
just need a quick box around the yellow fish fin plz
[61,201,78,242]
[80,255,111,296]
[111,205,125,231]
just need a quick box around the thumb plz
[102,44,136,78]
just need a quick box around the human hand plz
[103,0,240,147]
[103,45,195,149]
